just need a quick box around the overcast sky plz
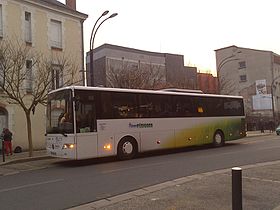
[59,0,280,75]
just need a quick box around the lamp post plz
[216,51,241,94]
[88,11,118,86]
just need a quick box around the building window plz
[50,20,62,49]
[52,64,63,89]
[25,12,32,43]
[25,60,33,92]
[239,74,247,82]
[0,5,3,37]
[238,61,246,69]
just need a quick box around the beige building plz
[215,45,280,130]
[0,0,87,150]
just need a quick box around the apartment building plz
[215,45,280,130]
[0,0,87,150]
[86,44,197,89]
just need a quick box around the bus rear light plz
[62,144,75,149]
[104,144,112,150]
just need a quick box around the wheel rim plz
[122,141,133,155]
[215,133,222,145]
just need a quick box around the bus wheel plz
[117,137,138,160]
[213,130,225,147]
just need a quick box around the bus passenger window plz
[112,93,137,119]
[78,108,96,133]
[75,90,97,133]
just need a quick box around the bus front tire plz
[213,130,225,147]
[117,137,138,160]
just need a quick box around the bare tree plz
[0,39,80,156]
[106,60,165,89]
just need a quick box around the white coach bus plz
[46,86,246,160]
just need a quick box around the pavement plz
[0,149,50,166]
[0,130,279,210]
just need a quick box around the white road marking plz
[0,179,64,193]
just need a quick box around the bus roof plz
[159,88,204,94]
[49,86,243,99]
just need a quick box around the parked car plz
[276,125,280,135]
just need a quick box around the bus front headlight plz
[62,144,75,149]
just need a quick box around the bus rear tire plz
[117,137,138,160]
[213,130,225,147]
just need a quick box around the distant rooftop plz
[93,43,182,58]
[215,45,280,56]
[33,0,88,18]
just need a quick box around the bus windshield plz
[46,89,74,134]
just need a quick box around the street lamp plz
[89,10,109,51]
[88,11,118,87]
[216,50,241,93]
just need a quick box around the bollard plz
[232,167,242,210]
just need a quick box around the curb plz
[0,155,54,166]
[245,133,273,138]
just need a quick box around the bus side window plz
[173,96,194,117]
[99,92,113,119]
[112,93,137,119]
[138,94,152,118]
[75,90,97,133]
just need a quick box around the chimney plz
[66,0,76,10]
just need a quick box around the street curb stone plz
[0,155,54,166]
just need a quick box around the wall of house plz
[0,0,86,150]
[93,45,166,65]
[87,44,198,89]
[216,46,280,130]
[165,53,184,85]
[89,44,166,87]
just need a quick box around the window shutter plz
[0,5,3,37]
[25,60,33,92]
[25,12,32,43]
[0,64,3,86]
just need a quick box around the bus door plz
[74,90,98,159]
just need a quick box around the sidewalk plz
[246,130,274,137]
[0,149,50,166]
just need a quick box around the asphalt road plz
[0,135,280,210]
